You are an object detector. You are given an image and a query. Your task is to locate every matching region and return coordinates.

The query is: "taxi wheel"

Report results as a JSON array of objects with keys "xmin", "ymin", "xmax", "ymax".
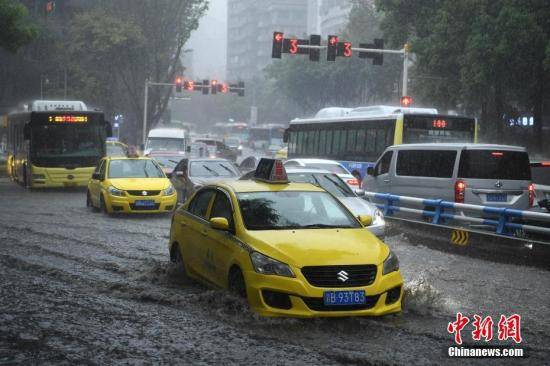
[
  {"xmin": 228, "ymin": 267, "xmax": 247, "ymax": 299},
  {"xmin": 172, "ymin": 243, "xmax": 188, "ymax": 278},
  {"xmin": 87, "ymin": 191, "xmax": 99, "ymax": 212},
  {"xmin": 100, "ymin": 194, "xmax": 110, "ymax": 214}
]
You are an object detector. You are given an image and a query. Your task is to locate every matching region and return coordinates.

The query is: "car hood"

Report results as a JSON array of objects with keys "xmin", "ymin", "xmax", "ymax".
[
  {"xmin": 338, "ymin": 197, "xmax": 375, "ymax": 216},
  {"xmin": 109, "ymin": 178, "xmax": 170, "ymax": 191},
  {"xmin": 243, "ymin": 228, "xmax": 388, "ymax": 268}
]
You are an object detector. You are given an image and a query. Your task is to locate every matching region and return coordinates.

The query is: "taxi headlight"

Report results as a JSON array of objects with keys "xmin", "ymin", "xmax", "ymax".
[
  {"xmin": 108, "ymin": 186, "xmax": 125, "ymax": 197},
  {"xmin": 250, "ymin": 252, "xmax": 294, "ymax": 278},
  {"xmin": 373, "ymin": 209, "xmax": 385, "ymax": 226},
  {"xmin": 382, "ymin": 250, "xmax": 399, "ymax": 275},
  {"xmin": 163, "ymin": 185, "xmax": 175, "ymax": 196}
]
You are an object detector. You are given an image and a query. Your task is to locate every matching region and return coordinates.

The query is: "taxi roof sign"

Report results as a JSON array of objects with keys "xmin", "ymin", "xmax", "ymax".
[{"xmin": 254, "ymin": 158, "xmax": 289, "ymax": 184}]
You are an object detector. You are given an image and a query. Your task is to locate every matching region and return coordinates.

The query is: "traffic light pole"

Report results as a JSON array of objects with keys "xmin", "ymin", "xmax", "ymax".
[
  {"xmin": 297, "ymin": 44, "xmax": 410, "ymax": 97},
  {"xmin": 142, "ymin": 79, "xmax": 178, "ymax": 145}
]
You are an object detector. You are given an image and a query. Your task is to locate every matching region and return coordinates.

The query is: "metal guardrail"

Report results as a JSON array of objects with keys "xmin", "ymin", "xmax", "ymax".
[{"xmin": 366, "ymin": 192, "xmax": 550, "ymax": 237}]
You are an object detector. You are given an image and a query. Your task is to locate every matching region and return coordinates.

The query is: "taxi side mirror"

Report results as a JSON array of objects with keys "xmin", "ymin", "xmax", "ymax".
[
  {"xmin": 210, "ymin": 217, "xmax": 229, "ymax": 231},
  {"xmin": 358, "ymin": 215, "xmax": 373, "ymax": 227},
  {"xmin": 92, "ymin": 172, "xmax": 101, "ymax": 181}
]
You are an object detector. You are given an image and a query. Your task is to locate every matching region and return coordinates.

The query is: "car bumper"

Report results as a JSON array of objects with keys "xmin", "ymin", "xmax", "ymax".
[
  {"xmin": 244, "ymin": 268, "xmax": 403, "ymax": 318},
  {"xmin": 105, "ymin": 194, "xmax": 177, "ymax": 213}
]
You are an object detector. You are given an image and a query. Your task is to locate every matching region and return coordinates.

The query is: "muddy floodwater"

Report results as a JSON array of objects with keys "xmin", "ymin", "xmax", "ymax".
[{"xmin": 1, "ymin": 178, "xmax": 549, "ymax": 365}]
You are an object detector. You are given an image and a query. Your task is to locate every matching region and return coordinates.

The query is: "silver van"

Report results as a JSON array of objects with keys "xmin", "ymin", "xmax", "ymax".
[{"xmin": 363, "ymin": 143, "xmax": 534, "ymax": 210}]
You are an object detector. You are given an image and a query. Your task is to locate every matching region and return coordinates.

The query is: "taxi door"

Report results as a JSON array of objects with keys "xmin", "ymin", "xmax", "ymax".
[
  {"xmin": 202, "ymin": 189, "xmax": 239, "ymax": 288},
  {"xmin": 89, "ymin": 159, "xmax": 106, "ymax": 206},
  {"xmin": 178, "ymin": 188, "xmax": 216, "ymax": 278}
]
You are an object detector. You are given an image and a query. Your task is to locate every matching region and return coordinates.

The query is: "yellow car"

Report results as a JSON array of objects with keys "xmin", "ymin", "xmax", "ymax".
[
  {"xmin": 87, "ymin": 157, "xmax": 177, "ymax": 214},
  {"xmin": 169, "ymin": 159, "xmax": 403, "ymax": 317}
]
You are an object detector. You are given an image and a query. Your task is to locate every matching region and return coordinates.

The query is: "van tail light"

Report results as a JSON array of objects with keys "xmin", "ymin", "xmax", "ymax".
[
  {"xmin": 455, "ymin": 180, "xmax": 466, "ymax": 203},
  {"xmin": 528, "ymin": 183, "xmax": 535, "ymax": 207},
  {"xmin": 347, "ymin": 178, "xmax": 359, "ymax": 186}
]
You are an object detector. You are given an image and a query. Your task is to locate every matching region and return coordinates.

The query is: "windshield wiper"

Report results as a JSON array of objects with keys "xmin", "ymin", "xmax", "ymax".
[
  {"xmin": 202, "ymin": 164, "xmax": 219, "ymax": 176},
  {"xmin": 169, "ymin": 160, "xmax": 180, "ymax": 164},
  {"xmin": 301, "ymin": 224, "xmax": 353, "ymax": 229},
  {"xmin": 218, "ymin": 164, "xmax": 235, "ymax": 175},
  {"xmin": 322, "ymin": 175, "xmax": 353, "ymax": 196}
]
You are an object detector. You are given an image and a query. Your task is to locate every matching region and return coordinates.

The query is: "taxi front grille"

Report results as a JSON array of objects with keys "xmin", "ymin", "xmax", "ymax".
[
  {"xmin": 302, "ymin": 294, "xmax": 380, "ymax": 312},
  {"xmin": 127, "ymin": 190, "xmax": 161, "ymax": 196},
  {"xmin": 301, "ymin": 265, "xmax": 377, "ymax": 288}
]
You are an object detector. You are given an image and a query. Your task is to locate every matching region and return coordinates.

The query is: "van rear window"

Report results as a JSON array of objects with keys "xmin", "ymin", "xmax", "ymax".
[
  {"xmin": 531, "ymin": 164, "xmax": 550, "ymax": 185},
  {"xmin": 458, "ymin": 150, "xmax": 531, "ymax": 180},
  {"xmin": 396, "ymin": 150, "xmax": 457, "ymax": 178}
]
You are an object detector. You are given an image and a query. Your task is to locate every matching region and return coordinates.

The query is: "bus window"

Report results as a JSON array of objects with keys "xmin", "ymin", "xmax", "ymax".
[
  {"xmin": 297, "ymin": 131, "xmax": 304, "ymax": 155},
  {"xmin": 326, "ymin": 130, "xmax": 333, "ymax": 156},
  {"xmin": 346, "ymin": 129, "xmax": 356, "ymax": 154},
  {"xmin": 375, "ymin": 129, "xmax": 386, "ymax": 154},
  {"xmin": 366, "ymin": 129, "xmax": 376, "ymax": 153},
  {"xmin": 339, "ymin": 130, "xmax": 347, "ymax": 155},
  {"xmin": 319, "ymin": 130, "xmax": 326, "ymax": 155},
  {"xmin": 312, "ymin": 130, "xmax": 319, "ymax": 156},
  {"xmin": 289, "ymin": 131, "xmax": 297, "ymax": 154},
  {"xmin": 332, "ymin": 130, "xmax": 340, "ymax": 155},
  {"xmin": 356, "ymin": 129, "xmax": 366, "ymax": 154}
]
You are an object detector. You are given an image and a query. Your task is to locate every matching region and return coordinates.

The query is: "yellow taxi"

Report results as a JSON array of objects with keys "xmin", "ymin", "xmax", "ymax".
[
  {"xmin": 169, "ymin": 159, "xmax": 403, "ymax": 317},
  {"xmin": 87, "ymin": 157, "xmax": 177, "ymax": 214}
]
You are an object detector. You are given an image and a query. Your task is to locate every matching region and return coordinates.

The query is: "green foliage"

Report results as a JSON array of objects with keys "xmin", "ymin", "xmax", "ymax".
[
  {"xmin": 0, "ymin": 0, "xmax": 37, "ymax": 52},
  {"xmin": 377, "ymin": 0, "xmax": 550, "ymax": 150}
]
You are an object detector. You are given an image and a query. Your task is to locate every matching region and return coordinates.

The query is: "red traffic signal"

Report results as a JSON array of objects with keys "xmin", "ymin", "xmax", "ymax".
[
  {"xmin": 218, "ymin": 83, "xmax": 229, "ymax": 93},
  {"xmin": 327, "ymin": 35, "xmax": 339, "ymax": 61},
  {"xmin": 272, "ymin": 32, "xmax": 284, "ymax": 59},
  {"xmin": 400, "ymin": 96, "xmax": 413, "ymax": 107},
  {"xmin": 184, "ymin": 80, "xmax": 194, "ymax": 91},
  {"xmin": 211, "ymin": 80, "xmax": 218, "ymax": 94},
  {"xmin": 175, "ymin": 77, "xmax": 183, "ymax": 92}
]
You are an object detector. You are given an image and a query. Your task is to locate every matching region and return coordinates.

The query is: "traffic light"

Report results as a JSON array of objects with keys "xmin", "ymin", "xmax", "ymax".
[
  {"xmin": 45, "ymin": 1, "xmax": 55, "ymax": 15},
  {"xmin": 202, "ymin": 79, "xmax": 209, "ymax": 95},
  {"xmin": 272, "ymin": 32, "xmax": 284, "ymax": 59},
  {"xmin": 175, "ymin": 77, "xmax": 183, "ymax": 92},
  {"xmin": 218, "ymin": 83, "xmax": 229, "ymax": 93},
  {"xmin": 400, "ymin": 96, "xmax": 413, "ymax": 107},
  {"xmin": 309, "ymin": 34, "xmax": 320, "ymax": 62},
  {"xmin": 359, "ymin": 39, "xmax": 384, "ymax": 65},
  {"xmin": 238, "ymin": 81, "xmax": 244, "ymax": 97},
  {"xmin": 327, "ymin": 35, "xmax": 338, "ymax": 61},
  {"xmin": 211, "ymin": 80, "xmax": 218, "ymax": 95},
  {"xmin": 373, "ymin": 38, "xmax": 384, "ymax": 65},
  {"xmin": 337, "ymin": 42, "xmax": 352, "ymax": 58},
  {"xmin": 183, "ymin": 80, "xmax": 194, "ymax": 91}
]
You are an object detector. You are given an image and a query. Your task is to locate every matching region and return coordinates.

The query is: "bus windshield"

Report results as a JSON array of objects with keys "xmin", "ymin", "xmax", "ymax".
[{"xmin": 32, "ymin": 125, "xmax": 103, "ymax": 161}]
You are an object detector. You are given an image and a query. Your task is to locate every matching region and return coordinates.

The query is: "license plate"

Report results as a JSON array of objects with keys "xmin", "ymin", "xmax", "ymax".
[
  {"xmin": 135, "ymin": 200, "xmax": 155, "ymax": 207},
  {"xmin": 487, "ymin": 193, "xmax": 507, "ymax": 202},
  {"xmin": 323, "ymin": 290, "xmax": 366, "ymax": 306}
]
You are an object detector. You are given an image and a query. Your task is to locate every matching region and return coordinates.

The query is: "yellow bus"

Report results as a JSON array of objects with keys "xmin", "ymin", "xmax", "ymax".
[
  {"xmin": 286, "ymin": 105, "xmax": 477, "ymax": 178},
  {"xmin": 7, "ymin": 101, "xmax": 111, "ymax": 188}
]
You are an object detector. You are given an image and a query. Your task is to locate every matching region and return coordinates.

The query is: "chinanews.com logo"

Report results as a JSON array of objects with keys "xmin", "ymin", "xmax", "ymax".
[{"xmin": 446, "ymin": 313, "xmax": 525, "ymax": 358}]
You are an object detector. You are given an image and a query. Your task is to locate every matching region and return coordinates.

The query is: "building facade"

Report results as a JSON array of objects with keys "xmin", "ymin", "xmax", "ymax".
[
  {"xmin": 227, "ymin": 0, "xmax": 308, "ymax": 81},
  {"xmin": 319, "ymin": 0, "xmax": 352, "ymax": 37}
]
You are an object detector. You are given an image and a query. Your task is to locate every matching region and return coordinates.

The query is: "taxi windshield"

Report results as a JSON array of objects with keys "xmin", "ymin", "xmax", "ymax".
[
  {"xmin": 108, "ymin": 159, "xmax": 164, "ymax": 179},
  {"xmin": 237, "ymin": 191, "xmax": 360, "ymax": 230}
]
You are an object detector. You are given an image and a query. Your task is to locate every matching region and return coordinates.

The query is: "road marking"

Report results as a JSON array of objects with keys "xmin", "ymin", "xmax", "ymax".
[{"xmin": 451, "ymin": 230, "xmax": 469, "ymax": 246}]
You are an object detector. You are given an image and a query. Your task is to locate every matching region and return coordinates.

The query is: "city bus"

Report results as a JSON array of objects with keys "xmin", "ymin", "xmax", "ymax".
[
  {"xmin": 286, "ymin": 105, "xmax": 477, "ymax": 178},
  {"xmin": 7, "ymin": 100, "xmax": 111, "ymax": 188},
  {"xmin": 249, "ymin": 123, "xmax": 286, "ymax": 150}
]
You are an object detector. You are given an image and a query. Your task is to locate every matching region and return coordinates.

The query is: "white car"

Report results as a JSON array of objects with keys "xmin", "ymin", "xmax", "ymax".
[
  {"xmin": 239, "ymin": 167, "xmax": 385, "ymax": 238},
  {"xmin": 284, "ymin": 158, "xmax": 360, "ymax": 190}
]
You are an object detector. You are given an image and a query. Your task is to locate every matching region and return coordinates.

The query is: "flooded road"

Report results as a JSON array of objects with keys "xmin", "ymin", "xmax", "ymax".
[{"xmin": 1, "ymin": 178, "xmax": 549, "ymax": 365}]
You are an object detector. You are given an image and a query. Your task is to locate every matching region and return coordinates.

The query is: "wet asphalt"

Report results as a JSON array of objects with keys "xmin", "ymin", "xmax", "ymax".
[{"xmin": 0, "ymin": 178, "xmax": 549, "ymax": 365}]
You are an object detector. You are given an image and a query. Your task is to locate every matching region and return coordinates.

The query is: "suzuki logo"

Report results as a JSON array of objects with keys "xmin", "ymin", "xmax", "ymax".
[
  {"xmin": 142, "ymin": 191, "xmax": 148, "ymax": 196},
  {"xmin": 337, "ymin": 270, "xmax": 349, "ymax": 282},
  {"xmin": 494, "ymin": 181, "xmax": 503, "ymax": 188}
]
